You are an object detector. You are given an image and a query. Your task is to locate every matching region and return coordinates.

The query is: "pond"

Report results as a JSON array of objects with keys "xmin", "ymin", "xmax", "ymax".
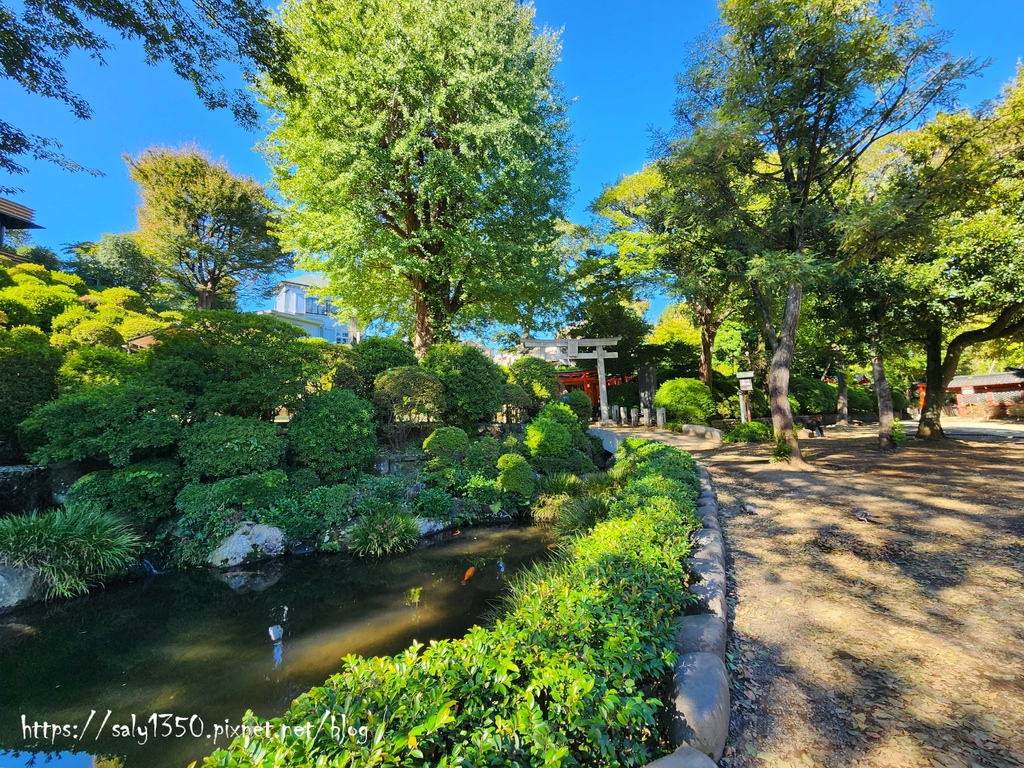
[{"xmin": 0, "ymin": 523, "xmax": 551, "ymax": 768}]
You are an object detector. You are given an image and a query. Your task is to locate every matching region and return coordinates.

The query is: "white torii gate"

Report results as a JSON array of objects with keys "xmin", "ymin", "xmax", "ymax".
[{"xmin": 522, "ymin": 337, "xmax": 620, "ymax": 424}]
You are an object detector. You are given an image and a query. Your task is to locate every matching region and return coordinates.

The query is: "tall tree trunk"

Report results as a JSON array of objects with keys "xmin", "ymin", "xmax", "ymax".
[
  {"xmin": 836, "ymin": 369, "xmax": 850, "ymax": 426},
  {"xmin": 768, "ymin": 283, "xmax": 806, "ymax": 466},
  {"xmin": 872, "ymin": 343, "xmax": 894, "ymax": 449},
  {"xmin": 695, "ymin": 303, "xmax": 718, "ymax": 388},
  {"xmin": 917, "ymin": 325, "xmax": 946, "ymax": 440},
  {"xmin": 412, "ymin": 286, "xmax": 434, "ymax": 360}
]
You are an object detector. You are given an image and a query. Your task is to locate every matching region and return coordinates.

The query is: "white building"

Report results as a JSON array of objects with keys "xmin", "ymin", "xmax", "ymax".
[{"xmin": 257, "ymin": 273, "xmax": 361, "ymax": 344}]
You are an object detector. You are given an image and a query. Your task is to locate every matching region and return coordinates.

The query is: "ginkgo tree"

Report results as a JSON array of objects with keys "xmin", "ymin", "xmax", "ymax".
[{"xmin": 261, "ymin": 0, "xmax": 573, "ymax": 357}]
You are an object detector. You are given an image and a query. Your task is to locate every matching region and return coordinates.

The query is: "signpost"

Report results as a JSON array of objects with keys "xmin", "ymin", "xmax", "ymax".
[{"xmin": 736, "ymin": 371, "xmax": 755, "ymax": 424}]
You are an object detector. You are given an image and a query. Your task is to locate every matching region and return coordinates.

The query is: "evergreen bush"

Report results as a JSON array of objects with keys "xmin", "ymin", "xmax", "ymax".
[
  {"xmin": 65, "ymin": 458, "xmax": 184, "ymax": 525},
  {"xmin": 179, "ymin": 416, "xmax": 285, "ymax": 482},
  {"xmin": 422, "ymin": 426, "xmax": 470, "ymax": 466},
  {"xmin": 496, "ymin": 453, "xmax": 534, "ymax": 499},
  {"xmin": 508, "ymin": 356, "xmax": 560, "ymax": 413},
  {"xmin": 423, "ymin": 343, "xmax": 505, "ymax": 429},
  {"xmin": 287, "ymin": 389, "xmax": 376, "ymax": 484},
  {"xmin": 653, "ymin": 378, "xmax": 717, "ymax": 425}
]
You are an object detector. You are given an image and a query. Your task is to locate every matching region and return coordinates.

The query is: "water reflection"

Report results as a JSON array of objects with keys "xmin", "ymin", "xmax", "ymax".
[{"xmin": 0, "ymin": 523, "xmax": 550, "ymax": 768}]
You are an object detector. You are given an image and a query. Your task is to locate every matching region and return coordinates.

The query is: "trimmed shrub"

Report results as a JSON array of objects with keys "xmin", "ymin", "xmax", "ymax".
[
  {"xmin": 423, "ymin": 343, "xmax": 505, "ymax": 429},
  {"xmin": 51, "ymin": 304, "xmax": 92, "ymax": 334},
  {"xmin": 0, "ymin": 283, "xmax": 79, "ymax": 330},
  {"xmin": 722, "ymin": 422, "xmax": 773, "ymax": 443},
  {"xmin": 422, "ymin": 426, "xmax": 470, "ymax": 466},
  {"xmin": 354, "ymin": 474, "xmax": 409, "ymax": 508},
  {"xmin": 18, "ymin": 384, "xmax": 187, "ymax": 467},
  {"xmin": 349, "ymin": 503, "xmax": 420, "ymax": 557},
  {"xmin": 56, "ymin": 346, "xmax": 142, "ymax": 394},
  {"xmin": 496, "ymin": 453, "xmax": 534, "ymax": 500},
  {"xmin": 413, "ymin": 487, "xmax": 455, "ymax": 521},
  {"xmin": 97, "ymin": 287, "xmax": 148, "ymax": 313},
  {"xmin": 49, "ymin": 270, "xmax": 89, "ymax": 295},
  {"xmin": 464, "ymin": 435, "xmax": 502, "ymax": 479},
  {"xmin": 654, "ymin": 377, "xmax": 716, "ymax": 425},
  {"xmin": 501, "ymin": 382, "xmax": 532, "ymax": 424},
  {"xmin": 68, "ymin": 320, "xmax": 125, "ymax": 348},
  {"xmin": 564, "ymin": 388, "xmax": 593, "ymax": 426},
  {"xmin": 0, "ymin": 505, "xmax": 141, "ymax": 599},
  {"xmin": 0, "ymin": 294, "xmax": 33, "ymax": 327},
  {"xmin": 846, "ymin": 385, "xmax": 876, "ymax": 413},
  {"xmin": 353, "ymin": 336, "xmax": 417, "ymax": 383},
  {"xmin": 0, "ymin": 326, "xmax": 62, "ymax": 451},
  {"xmin": 202, "ymin": 438, "xmax": 701, "ymax": 768},
  {"xmin": 508, "ymin": 356, "xmax": 560, "ymax": 413},
  {"xmin": 465, "ymin": 475, "xmax": 504, "ymax": 509},
  {"xmin": 286, "ymin": 467, "xmax": 323, "ymax": 496},
  {"xmin": 287, "ymin": 389, "xmax": 376, "ymax": 484},
  {"xmin": 789, "ymin": 375, "xmax": 838, "ymax": 415},
  {"xmin": 373, "ymin": 366, "xmax": 445, "ymax": 447},
  {"xmin": 179, "ymin": 417, "xmax": 285, "ymax": 482},
  {"xmin": 524, "ymin": 417, "xmax": 571, "ymax": 459},
  {"xmin": 65, "ymin": 459, "xmax": 184, "ymax": 526},
  {"xmin": 302, "ymin": 484, "xmax": 357, "ymax": 524},
  {"xmin": 891, "ymin": 389, "xmax": 910, "ymax": 413}
]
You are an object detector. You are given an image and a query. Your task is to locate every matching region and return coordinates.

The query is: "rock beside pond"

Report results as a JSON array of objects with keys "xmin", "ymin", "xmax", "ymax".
[
  {"xmin": 0, "ymin": 465, "xmax": 52, "ymax": 517},
  {"xmin": 416, "ymin": 518, "xmax": 445, "ymax": 537},
  {"xmin": 209, "ymin": 522, "xmax": 286, "ymax": 568},
  {"xmin": 0, "ymin": 565, "xmax": 44, "ymax": 612}
]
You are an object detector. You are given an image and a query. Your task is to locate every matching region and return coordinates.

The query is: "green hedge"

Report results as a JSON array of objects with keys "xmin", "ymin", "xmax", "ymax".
[
  {"xmin": 288, "ymin": 389, "xmax": 376, "ymax": 484},
  {"xmin": 653, "ymin": 378, "xmax": 716, "ymax": 425},
  {"xmin": 201, "ymin": 438, "xmax": 701, "ymax": 768},
  {"xmin": 179, "ymin": 416, "xmax": 285, "ymax": 482},
  {"xmin": 789, "ymin": 375, "xmax": 838, "ymax": 415}
]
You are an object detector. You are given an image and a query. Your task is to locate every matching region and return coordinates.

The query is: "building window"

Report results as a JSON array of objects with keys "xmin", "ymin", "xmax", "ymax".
[{"xmin": 305, "ymin": 296, "xmax": 333, "ymax": 316}]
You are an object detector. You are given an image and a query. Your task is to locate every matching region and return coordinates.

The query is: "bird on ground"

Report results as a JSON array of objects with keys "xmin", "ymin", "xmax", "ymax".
[
  {"xmin": 740, "ymin": 502, "xmax": 758, "ymax": 515},
  {"xmin": 853, "ymin": 509, "xmax": 879, "ymax": 523}
]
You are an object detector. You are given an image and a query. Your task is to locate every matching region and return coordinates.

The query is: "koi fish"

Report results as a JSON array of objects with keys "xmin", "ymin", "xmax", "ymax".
[{"xmin": 461, "ymin": 566, "xmax": 477, "ymax": 585}]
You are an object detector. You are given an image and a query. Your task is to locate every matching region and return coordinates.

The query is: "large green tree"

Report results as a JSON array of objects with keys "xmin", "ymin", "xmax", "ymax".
[
  {"xmin": 262, "ymin": 0, "xmax": 572, "ymax": 358},
  {"xmin": 673, "ymin": 0, "xmax": 977, "ymax": 463},
  {"xmin": 0, "ymin": 0, "xmax": 294, "ymax": 191},
  {"xmin": 126, "ymin": 146, "xmax": 290, "ymax": 310}
]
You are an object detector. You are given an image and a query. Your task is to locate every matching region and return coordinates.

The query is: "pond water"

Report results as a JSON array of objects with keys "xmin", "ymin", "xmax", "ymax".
[{"xmin": 0, "ymin": 523, "xmax": 551, "ymax": 768}]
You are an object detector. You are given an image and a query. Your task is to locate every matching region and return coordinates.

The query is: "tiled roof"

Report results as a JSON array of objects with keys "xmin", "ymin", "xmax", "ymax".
[{"xmin": 948, "ymin": 370, "xmax": 1024, "ymax": 389}]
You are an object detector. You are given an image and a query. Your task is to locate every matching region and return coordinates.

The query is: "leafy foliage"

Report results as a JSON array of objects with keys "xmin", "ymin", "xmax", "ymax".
[
  {"xmin": 178, "ymin": 417, "xmax": 285, "ymax": 482},
  {"xmin": 353, "ymin": 337, "xmax": 418, "ymax": 386},
  {"xmin": 563, "ymin": 389, "xmax": 593, "ymax": 427},
  {"xmin": 508, "ymin": 357, "xmax": 560, "ymax": 415},
  {"xmin": 373, "ymin": 366, "xmax": 445, "ymax": 448},
  {"xmin": 18, "ymin": 384, "xmax": 187, "ymax": 467},
  {"xmin": 65, "ymin": 459, "xmax": 185, "ymax": 526},
  {"xmin": 262, "ymin": 0, "xmax": 571, "ymax": 353},
  {"xmin": 0, "ymin": 326, "xmax": 62, "ymax": 454},
  {"xmin": 412, "ymin": 487, "xmax": 455, "ymax": 522},
  {"xmin": 789, "ymin": 375, "xmax": 839, "ymax": 415},
  {"xmin": 0, "ymin": 506, "xmax": 141, "ymax": 599},
  {"xmin": 496, "ymin": 453, "xmax": 534, "ymax": 500},
  {"xmin": 287, "ymin": 389, "xmax": 376, "ymax": 484},
  {"xmin": 653, "ymin": 378, "xmax": 716, "ymax": 425},
  {"xmin": 127, "ymin": 147, "xmax": 291, "ymax": 309},
  {"xmin": 422, "ymin": 427, "xmax": 471, "ymax": 467},
  {"xmin": 722, "ymin": 422, "xmax": 773, "ymax": 443},
  {"xmin": 423, "ymin": 344, "xmax": 506, "ymax": 429}
]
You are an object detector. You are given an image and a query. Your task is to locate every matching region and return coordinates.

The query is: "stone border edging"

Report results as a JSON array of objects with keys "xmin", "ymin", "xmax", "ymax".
[{"xmin": 643, "ymin": 464, "xmax": 730, "ymax": 768}]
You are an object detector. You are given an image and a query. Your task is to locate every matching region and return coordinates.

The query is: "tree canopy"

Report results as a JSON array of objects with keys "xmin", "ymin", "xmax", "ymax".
[{"xmin": 261, "ymin": 0, "xmax": 573, "ymax": 357}]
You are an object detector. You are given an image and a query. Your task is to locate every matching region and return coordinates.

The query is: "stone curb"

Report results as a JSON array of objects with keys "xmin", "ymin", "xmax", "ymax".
[{"xmin": 644, "ymin": 462, "xmax": 730, "ymax": 766}]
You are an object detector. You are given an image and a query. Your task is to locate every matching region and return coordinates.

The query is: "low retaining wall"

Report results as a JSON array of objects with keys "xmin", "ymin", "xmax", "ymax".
[{"xmin": 644, "ymin": 464, "xmax": 730, "ymax": 768}]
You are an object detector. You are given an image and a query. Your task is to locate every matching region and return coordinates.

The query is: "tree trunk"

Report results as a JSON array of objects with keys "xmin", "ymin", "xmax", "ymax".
[
  {"xmin": 412, "ymin": 287, "xmax": 434, "ymax": 360},
  {"xmin": 917, "ymin": 325, "xmax": 946, "ymax": 440},
  {"xmin": 836, "ymin": 369, "xmax": 850, "ymax": 426},
  {"xmin": 872, "ymin": 344, "xmax": 895, "ymax": 449},
  {"xmin": 696, "ymin": 303, "xmax": 718, "ymax": 388},
  {"xmin": 197, "ymin": 285, "xmax": 215, "ymax": 310},
  {"xmin": 768, "ymin": 282, "xmax": 806, "ymax": 467}
]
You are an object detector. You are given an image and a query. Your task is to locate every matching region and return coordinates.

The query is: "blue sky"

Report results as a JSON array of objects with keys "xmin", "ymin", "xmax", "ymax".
[{"xmin": 3, "ymin": 0, "xmax": 1022, "ymax": 317}]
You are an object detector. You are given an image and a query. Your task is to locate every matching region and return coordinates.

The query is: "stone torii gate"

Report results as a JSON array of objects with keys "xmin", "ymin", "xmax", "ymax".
[{"xmin": 522, "ymin": 337, "xmax": 620, "ymax": 423}]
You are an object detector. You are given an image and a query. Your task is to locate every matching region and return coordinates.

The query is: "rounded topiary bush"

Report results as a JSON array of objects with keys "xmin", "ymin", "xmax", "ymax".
[
  {"xmin": 423, "ymin": 343, "xmax": 505, "ymax": 429},
  {"xmin": 287, "ymin": 389, "xmax": 376, "ymax": 484},
  {"xmin": 423, "ymin": 426, "xmax": 470, "ymax": 465},
  {"xmin": 179, "ymin": 416, "xmax": 285, "ymax": 482},
  {"xmin": 353, "ymin": 337, "xmax": 417, "ymax": 383},
  {"xmin": 654, "ymin": 378, "xmax": 717, "ymax": 425},
  {"xmin": 69, "ymin": 320, "xmax": 125, "ymax": 348},
  {"xmin": 496, "ymin": 453, "xmax": 534, "ymax": 499},
  {"xmin": 722, "ymin": 421, "xmax": 773, "ymax": 443},
  {"xmin": 65, "ymin": 458, "xmax": 185, "ymax": 525},
  {"xmin": 524, "ymin": 417, "xmax": 572, "ymax": 459},
  {"xmin": 413, "ymin": 487, "xmax": 455, "ymax": 521}
]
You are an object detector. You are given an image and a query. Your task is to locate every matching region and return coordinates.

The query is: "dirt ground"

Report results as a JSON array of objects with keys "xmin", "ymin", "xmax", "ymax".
[{"xmin": 676, "ymin": 424, "xmax": 1024, "ymax": 768}]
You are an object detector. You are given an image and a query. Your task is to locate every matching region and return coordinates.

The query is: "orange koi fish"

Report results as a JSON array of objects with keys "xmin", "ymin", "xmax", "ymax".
[{"xmin": 461, "ymin": 566, "xmax": 477, "ymax": 585}]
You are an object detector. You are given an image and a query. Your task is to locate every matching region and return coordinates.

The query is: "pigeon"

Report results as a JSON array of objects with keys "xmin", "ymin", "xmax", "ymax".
[
  {"xmin": 853, "ymin": 509, "xmax": 879, "ymax": 523},
  {"xmin": 740, "ymin": 502, "xmax": 758, "ymax": 515}
]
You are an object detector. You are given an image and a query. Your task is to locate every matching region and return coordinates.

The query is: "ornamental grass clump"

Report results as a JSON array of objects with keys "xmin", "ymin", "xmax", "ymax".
[
  {"xmin": 349, "ymin": 502, "xmax": 420, "ymax": 557},
  {"xmin": 201, "ymin": 438, "xmax": 702, "ymax": 767},
  {"xmin": 0, "ymin": 505, "xmax": 141, "ymax": 598}
]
